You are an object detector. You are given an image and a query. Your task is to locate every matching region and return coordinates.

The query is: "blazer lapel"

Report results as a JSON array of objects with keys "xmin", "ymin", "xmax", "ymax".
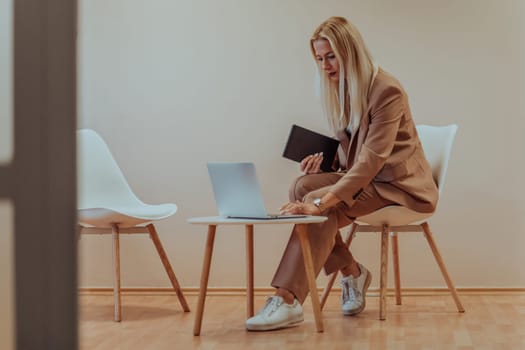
[
  {"xmin": 345, "ymin": 110, "xmax": 370, "ymax": 168},
  {"xmin": 343, "ymin": 65, "xmax": 380, "ymax": 169},
  {"xmin": 335, "ymin": 128, "xmax": 350, "ymax": 169}
]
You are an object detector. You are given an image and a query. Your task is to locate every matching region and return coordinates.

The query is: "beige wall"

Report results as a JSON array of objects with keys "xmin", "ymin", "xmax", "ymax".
[{"xmin": 78, "ymin": 0, "xmax": 525, "ymax": 290}]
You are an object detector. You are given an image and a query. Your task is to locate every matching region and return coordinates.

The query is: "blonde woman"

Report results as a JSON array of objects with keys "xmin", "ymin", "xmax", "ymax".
[{"xmin": 246, "ymin": 16, "xmax": 438, "ymax": 331}]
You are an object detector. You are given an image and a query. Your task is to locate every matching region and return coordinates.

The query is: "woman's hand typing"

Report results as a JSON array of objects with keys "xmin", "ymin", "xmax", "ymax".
[{"xmin": 279, "ymin": 200, "xmax": 321, "ymax": 216}]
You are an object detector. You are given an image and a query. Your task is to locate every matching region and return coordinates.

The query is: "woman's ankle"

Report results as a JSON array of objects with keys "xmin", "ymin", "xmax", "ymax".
[
  {"xmin": 275, "ymin": 288, "xmax": 295, "ymax": 304},
  {"xmin": 341, "ymin": 262, "xmax": 361, "ymax": 278}
]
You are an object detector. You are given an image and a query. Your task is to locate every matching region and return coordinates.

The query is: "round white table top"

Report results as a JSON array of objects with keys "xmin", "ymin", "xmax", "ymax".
[{"xmin": 187, "ymin": 215, "xmax": 327, "ymax": 225}]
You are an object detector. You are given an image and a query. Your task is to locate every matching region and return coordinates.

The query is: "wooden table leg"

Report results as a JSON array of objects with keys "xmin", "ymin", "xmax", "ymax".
[
  {"xmin": 245, "ymin": 225, "xmax": 254, "ymax": 318},
  {"xmin": 193, "ymin": 225, "xmax": 217, "ymax": 336},
  {"xmin": 296, "ymin": 224, "xmax": 323, "ymax": 332}
]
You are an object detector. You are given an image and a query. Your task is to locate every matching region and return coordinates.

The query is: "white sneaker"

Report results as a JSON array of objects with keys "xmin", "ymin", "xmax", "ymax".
[
  {"xmin": 245, "ymin": 296, "xmax": 304, "ymax": 331},
  {"xmin": 341, "ymin": 263, "xmax": 372, "ymax": 316}
]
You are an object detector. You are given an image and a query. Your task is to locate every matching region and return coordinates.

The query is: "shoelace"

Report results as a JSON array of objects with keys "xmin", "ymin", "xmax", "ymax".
[
  {"xmin": 342, "ymin": 279, "xmax": 361, "ymax": 304},
  {"xmin": 261, "ymin": 296, "xmax": 283, "ymax": 317}
]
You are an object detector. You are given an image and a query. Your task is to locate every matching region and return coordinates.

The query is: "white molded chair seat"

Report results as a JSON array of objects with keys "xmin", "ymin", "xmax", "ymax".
[
  {"xmin": 320, "ymin": 124, "xmax": 465, "ymax": 320},
  {"xmin": 79, "ymin": 203, "xmax": 177, "ymax": 228},
  {"xmin": 356, "ymin": 205, "xmax": 431, "ymax": 227},
  {"xmin": 77, "ymin": 129, "xmax": 190, "ymax": 321}
]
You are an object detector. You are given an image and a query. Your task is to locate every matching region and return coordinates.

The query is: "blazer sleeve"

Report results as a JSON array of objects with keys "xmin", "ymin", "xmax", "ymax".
[
  {"xmin": 329, "ymin": 86, "xmax": 405, "ymax": 206},
  {"xmin": 331, "ymin": 151, "xmax": 341, "ymax": 171}
]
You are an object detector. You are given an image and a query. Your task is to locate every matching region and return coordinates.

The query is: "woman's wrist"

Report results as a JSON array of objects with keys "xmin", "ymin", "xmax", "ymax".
[
  {"xmin": 313, "ymin": 198, "xmax": 326, "ymax": 213},
  {"xmin": 313, "ymin": 192, "xmax": 341, "ymax": 214}
]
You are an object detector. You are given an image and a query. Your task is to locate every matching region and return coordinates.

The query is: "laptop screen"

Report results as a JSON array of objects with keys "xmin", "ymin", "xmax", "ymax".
[{"xmin": 207, "ymin": 162, "xmax": 269, "ymax": 218}]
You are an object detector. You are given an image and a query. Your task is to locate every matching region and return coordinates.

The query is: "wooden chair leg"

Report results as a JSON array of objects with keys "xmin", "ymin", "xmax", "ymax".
[
  {"xmin": 320, "ymin": 272, "xmax": 338, "ymax": 311},
  {"xmin": 193, "ymin": 225, "xmax": 217, "ymax": 336},
  {"xmin": 111, "ymin": 224, "xmax": 122, "ymax": 322},
  {"xmin": 320, "ymin": 224, "xmax": 358, "ymax": 310},
  {"xmin": 77, "ymin": 225, "xmax": 83, "ymax": 241},
  {"xmin": 296, "ymin": 224, "xmax": 323, "ymax": 332},
  {"xmin": 147, "ymin": 224, "xmax": 190, "ymax": 312},
  {"xmin": 379, "ymin": 225, "xmax": 389, "ymax": 320},
  {"xmin": 391, "ymin": 232, "xmax": 402, "ymax": 305},
  {"xmin": 421, "ymin": 222, "xmax": 465, "ymax": 313},
  {"xmin": 245, "ymin": 225, "xmax": 254, "ymax": 318}
]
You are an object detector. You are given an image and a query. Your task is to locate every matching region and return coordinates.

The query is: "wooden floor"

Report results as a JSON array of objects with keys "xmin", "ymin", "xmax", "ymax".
[{"xmin": 79, "ymin": 292, "xmax": 525, "ymax": 349}]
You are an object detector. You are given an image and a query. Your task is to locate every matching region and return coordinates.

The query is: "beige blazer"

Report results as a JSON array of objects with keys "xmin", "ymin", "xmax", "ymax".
[{"xmin": 330, "ymin": 68, "xmax": 438, "ymax": 213}]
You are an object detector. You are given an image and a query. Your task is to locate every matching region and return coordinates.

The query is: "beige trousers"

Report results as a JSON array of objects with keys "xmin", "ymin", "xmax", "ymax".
[{"xmin": 271, "ymin": 173, "xmax": 396, "ymax": 303}]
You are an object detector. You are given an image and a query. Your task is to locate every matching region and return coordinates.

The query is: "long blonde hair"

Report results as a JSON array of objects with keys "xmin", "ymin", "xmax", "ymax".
[{"xmin": 310, "ymin": 17, "xmax": 375, "ymax": 132}]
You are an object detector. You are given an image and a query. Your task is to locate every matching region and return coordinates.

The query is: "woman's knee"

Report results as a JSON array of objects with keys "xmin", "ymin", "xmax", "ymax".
[{"xmin": 288, "ymin": 174, "xmax": 319, "ymax": 201}]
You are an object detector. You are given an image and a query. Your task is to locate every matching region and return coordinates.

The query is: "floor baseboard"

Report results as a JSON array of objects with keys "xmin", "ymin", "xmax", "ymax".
[{"xmin": 78, "ymin": 286, "xmax": 525, "ymax": 297}]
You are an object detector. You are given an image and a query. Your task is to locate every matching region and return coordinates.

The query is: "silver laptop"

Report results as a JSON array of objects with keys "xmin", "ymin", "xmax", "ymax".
[{"xmin": 207, "ymin": 162, "xmax": 307, "ymax": 220}]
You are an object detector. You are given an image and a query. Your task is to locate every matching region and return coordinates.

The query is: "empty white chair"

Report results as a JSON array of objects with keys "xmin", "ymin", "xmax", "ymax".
[
  {"xmin": 77, "ymin": 129, "xmax": 190, "ymax": 321},
  {"xmin": 320, "ymin": 124, "xmax": 465, "ymax": 320}
]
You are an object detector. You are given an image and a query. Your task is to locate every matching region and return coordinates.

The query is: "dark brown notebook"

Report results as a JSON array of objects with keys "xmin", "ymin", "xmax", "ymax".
[{"xmin": 282, "ymin": 124, "xmax": 340, "ymax": 172}]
